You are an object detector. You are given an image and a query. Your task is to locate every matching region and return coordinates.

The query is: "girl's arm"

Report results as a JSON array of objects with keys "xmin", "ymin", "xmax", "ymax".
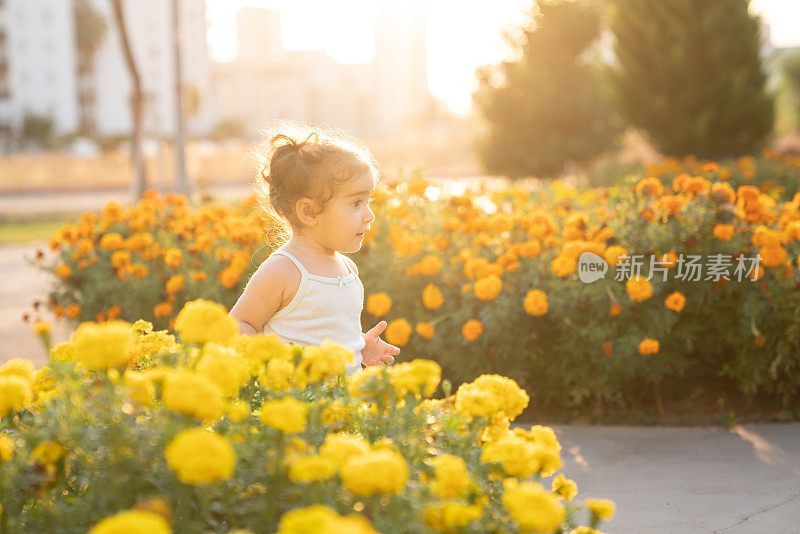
[{"xmin": 229, "ymin": 256, "xmax": 297, "ymax": 335}]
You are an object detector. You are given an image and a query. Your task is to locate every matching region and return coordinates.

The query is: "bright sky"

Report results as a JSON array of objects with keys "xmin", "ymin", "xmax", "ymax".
[{"xmin": 206, "ymin": 0, "xmax": 800, "ymax": 115}]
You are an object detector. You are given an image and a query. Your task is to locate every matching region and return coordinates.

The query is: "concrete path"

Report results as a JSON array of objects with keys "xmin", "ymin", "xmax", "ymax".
[
  {"xmin": 552, "ymin": 422, "xmax": 800, "ymax": 533},
  {"xmin": 2, "ymin": 244, "xmax": 800, "ymax": 534}
]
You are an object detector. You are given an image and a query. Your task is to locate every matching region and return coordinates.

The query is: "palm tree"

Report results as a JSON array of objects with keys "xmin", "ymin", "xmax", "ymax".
[{"xmin": 110, "ymin": 0, "xmax": 147, "ymax": 199}]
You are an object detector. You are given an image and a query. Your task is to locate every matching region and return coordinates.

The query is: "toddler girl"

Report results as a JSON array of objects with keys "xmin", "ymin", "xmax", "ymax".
[{"xmin": 229, "ymin": 126, "xmax": 399, "ymax": 375}]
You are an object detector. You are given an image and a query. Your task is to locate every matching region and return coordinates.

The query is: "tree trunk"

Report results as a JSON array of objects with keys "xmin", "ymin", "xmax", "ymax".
[{"xmin": 110, "ymin": 0, "xmax": 147, "ymax": 199}]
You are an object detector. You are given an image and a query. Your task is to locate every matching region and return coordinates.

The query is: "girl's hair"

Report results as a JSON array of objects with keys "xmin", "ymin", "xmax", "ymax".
[{"xmin": 253, "ymin": 122, "xmax": 379, "ymax": 247}]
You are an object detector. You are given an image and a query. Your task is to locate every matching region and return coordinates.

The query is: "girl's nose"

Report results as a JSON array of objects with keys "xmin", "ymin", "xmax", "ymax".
[{"xmin": 365, "ymin": 205, "xmax": 375, "ymax": 223}]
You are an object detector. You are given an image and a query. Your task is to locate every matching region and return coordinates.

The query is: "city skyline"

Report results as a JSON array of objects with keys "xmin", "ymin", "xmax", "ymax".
[{"xmin": 206, "ymin": 0, "xmax": 800, "ymax": 115}]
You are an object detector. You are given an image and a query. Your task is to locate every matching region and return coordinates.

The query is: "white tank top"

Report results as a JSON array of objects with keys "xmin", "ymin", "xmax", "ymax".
[{"xmin": 263, "ymin": 248, "xmax": 365, "ymax": 376}]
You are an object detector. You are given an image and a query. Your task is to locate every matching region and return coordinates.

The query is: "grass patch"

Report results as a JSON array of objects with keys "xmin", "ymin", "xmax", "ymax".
[{"xmin": 0, "ymin": 215, "xmax": 75, "ymax": 244}]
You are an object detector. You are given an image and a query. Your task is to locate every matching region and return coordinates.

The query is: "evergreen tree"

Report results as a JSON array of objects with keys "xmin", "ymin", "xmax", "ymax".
[
  {"xmin": 607, "ymin": 0, "xmax": 774, "ymax": 158},
  {"xmin": 474, "ymin": 0, "xmax": 620, "ymax": 179}
]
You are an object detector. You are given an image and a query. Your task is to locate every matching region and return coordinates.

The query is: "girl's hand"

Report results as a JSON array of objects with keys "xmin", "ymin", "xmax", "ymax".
[{"xmin": 361, "ymin": 321, "xmax": 400, "ymax": 366}]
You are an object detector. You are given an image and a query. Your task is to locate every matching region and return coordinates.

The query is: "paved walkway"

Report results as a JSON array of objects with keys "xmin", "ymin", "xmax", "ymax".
[{"xmin": 2, "ymin": 243, "xmax": 799, "ymax": 533}]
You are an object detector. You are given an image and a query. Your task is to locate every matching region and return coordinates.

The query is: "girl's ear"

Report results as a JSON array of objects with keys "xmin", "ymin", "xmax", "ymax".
[{"xmin": 294, "ymin": 198, "xmax": 318, "ymax": 228}]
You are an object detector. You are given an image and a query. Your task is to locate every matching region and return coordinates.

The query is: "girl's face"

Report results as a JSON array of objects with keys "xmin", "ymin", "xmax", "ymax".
[{"xmin": 313, "ymin": 170, "xmax": 376, "ymax": 253}]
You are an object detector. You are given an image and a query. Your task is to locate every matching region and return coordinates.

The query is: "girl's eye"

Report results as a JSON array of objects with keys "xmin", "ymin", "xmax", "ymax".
[{"xmin": 353, "ymin": 200, "xmax": 362, "ymax": 207}]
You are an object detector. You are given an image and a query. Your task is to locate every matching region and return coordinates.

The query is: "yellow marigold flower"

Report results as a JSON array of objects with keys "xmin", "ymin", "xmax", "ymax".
[
  {"xmin": 0, "ymin": 433, "xmax": 14, "ymax": 462},
  {"xmin": 162, "ymin": 371, "xmax": 225, "ymax": 422},
  {"xmin": 226, "ymin": 400, "xmax": 250, "ymax": 422},
  {"xmin": 366, "ymin": 292, "xmax": 392, "ymax": 317},
  {"xmin": 585, "ymin": 498, "xmax": 616, "ymax": 520},
  {"xmin": 463, "ymin": 257, "xmax": 491, "ymax": 279},
  {"xmin": 474, "ymin": 274, "xmax": 502, "ymax": 301},
  {"xmin": 385, "ymin": 318, "xmax": 413, "ymax": 347},
  {"xmin": 174, "ymin": 299, "xmax": 237, "ymax": 345},
  {"xmin": 294, "ymin": 340, "xmax": 352, "ymax": 388},
  {"xmin": 424, "ymin": 502, "xmax": 483, "ymax": 531},
  {"xmin": 30, "ymin": 441, "xmax": 65, "ymax": 465},
  {"xmin": 277, "ymin": 505, "xmax": 378, "ymax": 534},
  {"xmin": 260, "ymin": 397, "xmax": 308, "ymax": 433},
  {"xmin": 49, "ymin": 341, "xmax": 74, "ymax": 363},
  {"xmin": 259, "ymin": 357, "xmax": 295, "ymax": 392},
  {"xmin": 0, "ymin": 358, "xmax": 36, "ymax": 382},
  {"xmin": 664, "ymin": 291, "xmax": 686, "ymax": 312},
  {"xmin": 319, "ymin": 433, "xmax": 371, "ymax": 468},
  {"xmin": 603, "ymin": 245, "xmax": 628, "ymax": 266},
  {"xmin": 713, "ymin": 224, "xmax": 735, "ymax": 241},
  {"xmin": 625, "ymin": 276, "xmax": 653, "ymax": 302},
  {"xmin": 455, "ymin": 374, "xmax": 529, "ymax": 421},
  {"xmin": 123, "ymin": 370, "xmax": 156, "ymax": 405},
  {"xmin": 422, "ymin": 283, "xmax": 444, "ymax": 310},
  {"xmin": 415, "ymin": 321, "xmax": 435, "ymax": 339},
  {"xmin": 389, "ymin": 359, "xmax": 441, "ymax": 397},
  {"xmin": 111, "ymin": 250, "xmax": 131, "ymax": 268},
  {"xmin": 552, "ymin": 473, "xmax": 578, "ymax": 501},
  {"xmin": 638, "ymin": 338, "xmax": 660, "ymax": 355},
  {"xmin": 236, "ymin": 333, "xmax": 294, "ymax": 368},
  {"xmin": 89, "ymin": 510, "xmax": 171, "ymax": 534},
  {"xmin": 165, "ymin": 428, "xmax": 235, "ymax": 485},
  {"xmin": 551, "ymin": 254, "xmax": 577, "ymax": 277},
  {"xmin": 341, "ymin": 449, "xmax": 408, "ymax": 496},
  {"xmin": 320, "ymin": 400, "xmax": 351, "ymax": 427},
  {"xmin": 482, "ymin": 432, "xmax": 544, "ymax": 478},
  {"xmin": 503, "ymin": 479, "xmax": 565, "ymax": 533},
  {"xmin": 461, "ymin": 319, "xmax": 483, "ymax": 342},
  {"xmin": 32, "ymin": 320, "xmax": 52, "ymax": 336},
  {"xmin": 196, "ymin": 343, "xmax": 251, "ymax": 397},
  {"xmin": 428, "ymin": 453, "xmax": 469, "ymax": 500},
  {"xmin": 288, "ymin": 454, "xmax": 337, "ymax": 483},
  {"xmin": 72, "ymin": 320, "xmax": 136, "ymax": 369},
  {"xmin": 347, "ymin": 365, "xmax": 383, "ymax": 399},
  {"xmin": 524, "ymin": 289, "xmax": 548, "ymax": 316},
  {"xmin": 738, "ymin": 185, "xmax": 760, "ymax": 203}
]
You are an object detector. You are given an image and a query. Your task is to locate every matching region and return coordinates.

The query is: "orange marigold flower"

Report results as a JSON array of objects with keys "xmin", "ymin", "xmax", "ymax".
[
  {"xmin": 713, "ymin": 224, "xmax": 735, "ymax": 241},
  {"xmin": 164, "ymin": 248, "xmax": 183, "ymax": 268},
  {"xmin": 523, "ymin": 290, "xmax": 548, "ymax": 316},
  {"xmin": 154, "ymin": 302, "xmax": 174, "ymax": 318},
  {"xmin": 191, "ymin": 271, "xmax": 207, "ymax": 281},
  {"xmin": 604, "ymin": 245, "xmax": 628, "ymax": 266},
  {"xmin": 366, "ymin": 292, "xmax": 392, "ymax": 317},
  {"xmin": 56, "ymin": 264, "xmax": 72, "ymax": 279},
  {"xmin": 462, "ymin": 320, "xmax": 482, "ymax": 342},
  {"xmin": 66, "ymin": 303, "xmax": 81, "ymax": 319},
  {"xmin": 422, "ymin": 284, "xmax": 444, "ymax": 310},
  {"xmin": 625, "ymin": 276, "xmax": 653, "ymax": 303},
  {"xmin": 638, "ymin": 338, "xmax": 659, "ymax": 355},
  {"xmin": 759, "ymin": 246, "xmax": 787, "ymax": 268},
  {"xmin": 754, "ymin": 335, "xmax": 766, "ymax": 347},
  {"xmin": 602, "ymin": 341, "xmax": 614, "ymax": 358},
  {"xmin": 634, "ymin": 177, "xmax": 664, "ymax": 196},
  {"xmin": 664, "ymin": 291, "xmax": 685, "ymax": 312},
  {"xmin": 609, "ymin": 302, "xmax": 622, "ymax": 316},
  {"xmin": 711, "ymin": 182, "xmax": 736, "ymax": 203},
  {"xmin": 107, "ymin": 305, "xmax": 122, "ymax": 320},
  {"xmin": 385, "ymin": 319, "xmax": 412, "ymax": 347},
  {"xmin": 166, "ymin": 274, "xmax": 185, "ymax": 294},
  {"xmin": 474, "ymin": 275, "xmax": 502, "ymax": 301},
  {"xmin": 737, "ymin": 185, "xmax": 760, "ymax": 203},
  {"xmin": 415, "ymin": 322, "xmax": 434, "ymax": 339},
  {"xmin": 100, "ymin": 233, "xmax": 125, "ymax": 251},
  {"xmin": 551, "ymin": 255, "xmax": 577, "ymax": 278}
]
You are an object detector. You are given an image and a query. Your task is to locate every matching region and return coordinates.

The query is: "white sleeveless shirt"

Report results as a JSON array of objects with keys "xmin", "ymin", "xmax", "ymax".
[{"xmin": 263, "ymin": 248, "xmax": 365, "ymax": 376}]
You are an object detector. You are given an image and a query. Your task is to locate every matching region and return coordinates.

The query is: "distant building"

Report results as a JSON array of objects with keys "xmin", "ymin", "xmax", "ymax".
[
  {"xmin": 0, "ymin": 0, "xmax": 79, "ymax": 141},
  {"xmin": 0, "ymin": 0, "xmax": 214, "ymax": 148},
  {"xmin": 212, "ymin": 1, "xmax": 431, "ymax": 141},
  {"xmin": 86, "ymin": 0, "xmax": 213, "ymax": 138}
]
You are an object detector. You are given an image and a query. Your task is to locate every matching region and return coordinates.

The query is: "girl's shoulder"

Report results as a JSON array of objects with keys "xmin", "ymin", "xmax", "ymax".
[
  {"xmin": 253, "ymin": 252, "xmax": 302, "ymax": 286},
  {"xmin": 339, "ymin": 253, "xmax": 359, "ymax": 276}
]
